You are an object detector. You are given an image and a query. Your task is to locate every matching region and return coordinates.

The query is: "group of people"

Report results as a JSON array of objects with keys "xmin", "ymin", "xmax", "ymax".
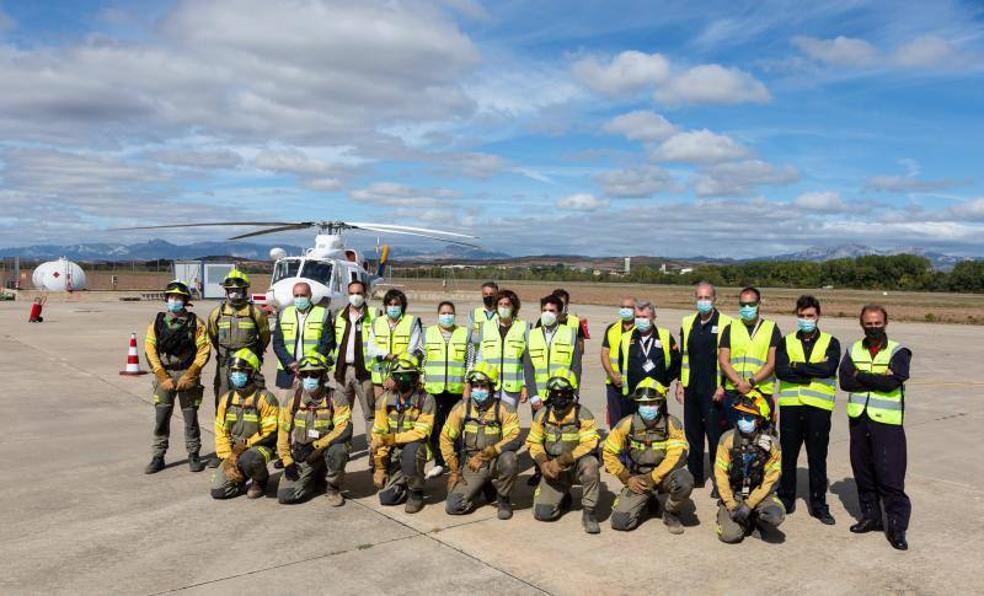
[{"xmin": 143, "ymin": 273, "xmax": 912, "ymax": 549}]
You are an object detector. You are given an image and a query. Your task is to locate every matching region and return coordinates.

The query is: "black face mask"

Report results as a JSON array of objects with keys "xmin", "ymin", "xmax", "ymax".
[
  {"xmin": 864, "ymin": 327, "xmax": 886, "ymax": 341},
  {"xmin": 483, "ymin": 295, "xmax": 496, "ymax": 309},
  {"xmin": 549, "ymin": 391, "xmax": 575, "ymax": 412},
  {"xmin": 394, "ymin": 375, "xmax": 417, "ymax": 392}
]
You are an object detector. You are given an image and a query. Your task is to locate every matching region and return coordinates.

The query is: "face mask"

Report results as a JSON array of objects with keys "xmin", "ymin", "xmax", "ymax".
[
  {"xmin": 550, "ymin": 395, "xmax": 574, "ymax": 412},
  {"xmin": 797, "ymin": 318, "xmax": 817, "ymax": 333},
  {"xmin": 483, "ymin": 295, "xmax": 496, "ymax": 309},
  {"xmin": 618, "ymin": 307, "xmax": 634, "ymax": 321},
  {"xmin": 471, "ymin": 388, "xmax": 490, "ymax": 404},
  {"xmin": 227, "ymin": 291, "xmax": 246, "ymax": 304},
  {"xmin": 739, "ymin": 304, "xmax": 759, "ymax": 321},
  {"xmin": 301, "ymin": 377, "xmax": 321, "ymax": 392},
  {"xmin": 864, "ymin": 326, "xmax": 886, "ymax": 341},
  {"xmin": 540, "ymin": 311, "xmax": 558, "ymax": 327},
  {"xmin": 696, "ymin": 299, "xmax": 713, "ymax": 315},
  {"xmin": 348, "ymin": 294, "xmax": 365, "ymax": 308},
  {"xmin": 439, "ymin": 313, "xmax": 455, "ymax": 328},
  {"xmin": 634, "ymin": 317, "xmax": 652, "ymax": 332},
  {"xmin": 394, "ymin": 375, "xmax": 416, "ymax": 392},
  {"xmin": 166, "ymin": 299, "xmax": 185, "ymax": 313},
  {"xmin": 638, "ymin": 405, "xmax": 660, "ymax": 421},
  {"xmin": 386, "ymin": 305, "xmax": 402, "ymax": 319},
  {"xmin": 293, "ymin": 297, "xmax": 311, "ymax": 311},
  {"xmin": 737, "ymin": 418, "xmax": 758, "ymax": 434},
  {"xmin": 497, "ymin": 306, "xmax": 512, "ymax": 319},
  {"xmin": 229, "ymin": 371, "xmax": 249, "ymax": 389}
]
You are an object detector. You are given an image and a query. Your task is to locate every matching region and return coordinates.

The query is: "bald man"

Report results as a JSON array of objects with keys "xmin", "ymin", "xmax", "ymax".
[{"xmin": 272, "ymin": 282, "xmax": 336, "ymax": 404}]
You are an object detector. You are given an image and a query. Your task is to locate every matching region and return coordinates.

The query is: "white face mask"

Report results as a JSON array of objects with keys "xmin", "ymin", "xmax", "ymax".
[
  {"xmin": 540, "ymin": 311, "xmax": 558, "ymax": 327},
  {"xmin": 497, "ymin": 306, "xmax": 512, "ymax": 319},
  {"xmin": 348, "ymin": 294, "xmax": 365, "ymax": 308}
]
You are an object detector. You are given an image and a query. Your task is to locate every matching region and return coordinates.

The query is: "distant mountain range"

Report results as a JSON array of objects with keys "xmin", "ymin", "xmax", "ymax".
[{"xmin": 0, "ymin": 240, "xmax": 973, "ymax": 270}]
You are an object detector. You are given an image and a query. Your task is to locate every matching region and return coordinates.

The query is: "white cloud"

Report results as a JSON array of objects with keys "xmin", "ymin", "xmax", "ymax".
[
  {"xmin": 695, "ymin": 160, "xmax": 799, "ymax": 196},
  {"xmin": 596, "ymin": 165, "xmax": 680, "ymax": 198},
  {"xmin": 893, "ymin": 35, "xmax": 957, "ymax": 68},
  {"xmin": 653, "ymin": 64, "xmax": 770, "ymax": 105},
  {"xmin": 794, "ymin": 191, "xmax": 847, "ymax": 213},
  {"xmin": 443, "ymin": 152, "xmax": 509, "ymax": 178},
  {"xmin": 945, "ymin": 197, "xmax": 984, "ymax": 221},
  {"xmin": 556, "ymin": 193, "xmax": 608, "ymax": 211},
  {"xmin": 254, "ymin": 149, "xmax": 335, "ymax": 175},
  {"xmin": 304, "ymin": 177, "xmax": 342, "ymax": 192},
  {"xmin": 571, "ymin": 51, "xmax": 670, "ymax": 96},
  {"xmin": 350, "ymin": 182, "xmax": 459, "ymax": 208},
  {"xmin": 649, "ymin": 129, "xmax": 751, "ymax": 164},
  {"xmin": 602, "ymin": 111, "xmax": 676, "ymax": 142},
  {"xmin": 864, "ymin": 175, "xmax": 958, "ymax": 193},
  {"xmin": 792, "ymin": 35, "xmax": 880, "ymax": 67},
  {"xmin": 149, "ymin": 148, "xmax": 243, "ymax": 169}
]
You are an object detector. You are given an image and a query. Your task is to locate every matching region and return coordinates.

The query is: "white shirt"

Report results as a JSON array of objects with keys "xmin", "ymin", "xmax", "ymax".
[
  {"xmin": 293, "ymin": 308, "xmax": 310, "ymax": 361},
  {"xmin": 345, "ymin": 307, "xmax": 365, "ymax": 364}
]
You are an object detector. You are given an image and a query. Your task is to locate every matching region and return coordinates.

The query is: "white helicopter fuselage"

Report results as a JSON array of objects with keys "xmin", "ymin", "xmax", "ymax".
[{"xmin": 263, "ymin": 234, "xmax": 376, "ymax": 311}]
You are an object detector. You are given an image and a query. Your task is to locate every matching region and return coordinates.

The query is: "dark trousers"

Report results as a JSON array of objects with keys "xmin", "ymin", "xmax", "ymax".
[
  {"xmin": 431, "ymin": 392, "xmax": 461, "ymax": 467},
  {"xmin": 778, "ymin": 405, "xmax": 831, "ymax": 509},
  {"xmin": 606, "ymin": 384, "xmax": 636, "ymax": 428},
  {"xmin": 850, "ymin": 412, "xmax": 911, "ymax": 532},
  {"xmin": 683, "ymin": 386, "xmax": 719, "ymax": 486}
]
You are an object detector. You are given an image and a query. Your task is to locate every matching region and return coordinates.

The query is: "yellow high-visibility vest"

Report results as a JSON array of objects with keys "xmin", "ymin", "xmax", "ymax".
[
  {"xmin": 724, "ymin": 319, "xmax": 777, "ymax": 395},
  {"xmin": 776, "ymin": 332, "xmax": 837, "ymax": 410},
  {"xmin": 846, "ymin": 339, "xmax": 905, "ymax": 425},
  {"xmin": 423, "ymin": 325, "xmax": 469, "ymax": 394}
]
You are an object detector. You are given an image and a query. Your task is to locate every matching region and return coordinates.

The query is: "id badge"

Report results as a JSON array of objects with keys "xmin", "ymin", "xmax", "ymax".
[
  {"xmin": 307, "ymin": 429, "xmax": 320, "ymax": 439},
  {"xmin": 711, "ymin": 326, "xmax": 719, "ymax": 333},
  {"xmin": 642, "ymin": 359, "xmax": 655, "ymax": 372}
]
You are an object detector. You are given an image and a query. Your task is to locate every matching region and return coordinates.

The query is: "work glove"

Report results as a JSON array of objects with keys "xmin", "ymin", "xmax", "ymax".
[
  {"xmin": 371, "ymin": 433, "xmax": 396, "ymax": 451},
  {"xmin": 480, "ymin": 446, "xmax": 498, "ymax": 459},
  {"xmin": 732, "ymin": 504, "xmax": 752, "ymax": 524},
  {"xmin": 222, "ymin": 455, "xmax": 245, "ymax": 484},
  {"xmin": 231, "ymin": 439, "xmax": 249, "ymax": 457},
  {"xmin": 304, "ymin": 446, "xmax": 323, "ymax": 466},
  {"xmin": 554, "ymin": 452, "xmax": 575, "ymax": 469},
  {"xmin": 541, "ymin": 458, "xmax": 561, "ymax": 481},
  {"xmin": 291, "ymin": 443, "xmax": 315, "ymax": 464},
  {"xmin": 447, "ymin": 469, "xmax": 463, "ymax": 492},
  {"xmin": 175, "ymin": 374, "xmax": 196, "ymax": 392},
  {"xmin": 756, "ymin": 434, "xmax": 773, "ymax": 451},
  {"xmin": 159, "ymin": 377, "xmax": 176, "ymax": 392},
  {"xmin": 373, "ymin": 468, "xmax": 388, "ymax": 489},
  {"xmin": 284, "ymin": 463, "xmax": 300, "ymax": 482},
  {"xmin": 467, "ymin": 452, "xmax": 487, "ymax": 472},
  {"xmin": 627, "ymin": 475, "xmax": 651, "ymax": 495}
]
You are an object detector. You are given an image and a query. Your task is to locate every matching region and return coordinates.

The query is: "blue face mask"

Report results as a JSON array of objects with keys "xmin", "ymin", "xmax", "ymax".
[
  {"xmin": 739, "ymin": 304, "xmax": 759, "ymax": 321},
  {"xmin": 635, "ymin": 317, "xmax": 652, "ymax": 332},
  {"xmin": 293, "ymin": 297, "xmax": 311, "ymax": 311},
  {"xmin": 386, "ymin": 305, "xmax": 402, "ymax": 319},
  {"xmin": 229, "ymin": 371, "xmax": 249, "ymax": 389},
  {"xmin": 471, "ymin": 388, "xmax": 490, "ymax": 404},
  {"xmin": 737, "ymin": 417, "xmax": 758, "ymax": 434},
  {"xmin": 638, "ymin": 404, "xmax": 660, "ymax": 421},
  {"xmin": 439, "ymin": 313, "xmax": 455, "ymax": 328},
  {"xmin": 696, "ymin": 299, "xmax": 713, "ymax": 315},
  {"xmin": 619, "ymin": 307, "xmax": 634, "ymax": 321},
  {"xmin": 797, "ymin": 318, "xmax": 817, "ymax": 333},
  {"xmin": 166, "ymin": 299, "xmax": 185, "ymax": 313},
  {"xmin": 301, "ymin": 377, "xmax": 321, "ymax": 392}
]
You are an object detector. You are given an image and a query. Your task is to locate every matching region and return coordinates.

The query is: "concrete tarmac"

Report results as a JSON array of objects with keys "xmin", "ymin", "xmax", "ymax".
[{"xmin": 2, "ymin": 298, "xmax": 982, "ymax": 595}]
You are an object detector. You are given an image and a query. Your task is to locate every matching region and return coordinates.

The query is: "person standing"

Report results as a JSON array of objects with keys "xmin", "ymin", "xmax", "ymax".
[
  {"xmin": 474, "ymin": 289, "xmax": 528, "ymax": 408},
  {"xmin": 422, "ymin": 301, "xmax": 469, "ymax": 479},
  {"xmin": 552, "ymin": 288, "xmax": 587, "ymax": 367},
  {"xmin": 601, "ymin": 296, "xmax": 636, "ymax": 428},
  {"xmin": 839, "ymin": 305, "xmax": 912, "ymax": 550},
  {"xmin": 368, "ymin": 288, "xmax": 423, "ymax": 398},
  {"xmin": 271, "ymin": 281, "xmax": 334, "ymax": 407},
  {"xmin": 775, "ymin": 295, "xmax": 840, "ymax": 524},
  {"xmin": 332, "ymin": 280, "xmax": 380, "ymax": 439},
  {"xmin": 619, "ymin": 300, "xmax": 681, "ymax": 414},
  {"xmin": 675, "ymin": 282, "xmax": 731, "ymax": 489},
  {"xmin": 525, "ymin": 294, "xmax": 582, "ymax": 410},
  {"xmin": 718, "ymin": 286, "xmax": 781, "ymax": 427},
  {"xmin": 144, "ymin": 280, "xmax": 210, "ymax": 474}
]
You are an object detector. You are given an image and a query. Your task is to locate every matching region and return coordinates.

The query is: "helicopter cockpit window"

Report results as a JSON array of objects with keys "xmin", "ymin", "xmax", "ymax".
[
  {"xmin": 272, "ymin": 259, "xmax": 301, "ymax": 283},
  {"xmin": 300, "ymin": 261, "xmax": 333, "ymax": 285}
]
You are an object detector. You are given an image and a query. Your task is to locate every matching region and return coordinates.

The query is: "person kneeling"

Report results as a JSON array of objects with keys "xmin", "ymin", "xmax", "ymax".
[
  {"xmin": 371, "ymin": 358, "xmax": 435, "ymax": 514},
  {"xmin": 441, "ymin": 363, "xmax": 521, "ymax": 520},
  {"xmin": 603, "ymin": 379, "xmax": 694, "ymax": 534},
  {"xmin": 210, "ymin": 349, "xmax": 280, "ymax": 500},
  {"xmin": 714, "ymin": 390, "xmax": 785, "ymax": 544},
  {"xmin": 528, "ymin": 370, "xmax": 602, "ymax": 533},
  {"xmin": 277, "ymin": 354, "xmax": 352, "ymax": 506}
]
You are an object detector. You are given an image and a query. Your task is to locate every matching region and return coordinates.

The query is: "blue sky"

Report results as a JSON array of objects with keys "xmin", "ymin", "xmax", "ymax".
[{"xmin": 0, "ymin": 0, "xmax": 983, "ymax": 257}]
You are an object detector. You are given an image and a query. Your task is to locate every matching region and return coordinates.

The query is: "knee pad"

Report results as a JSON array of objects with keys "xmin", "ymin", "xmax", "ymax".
[
  {"xmin": 277, "ymin": 489, "xmax": 299, "ymax": 505},
  {"xmin": 580, "ymin": 458, "xmax": 601, "ymax": 481},
  {"xmin": 210, "ymin": 488, "xmax": 231, "ymax": 500},
  {"xmin": 325, "ymin": 444, "xmax": 349, "ymax": 467},
  {"xmin": 668, "ymin": 469, "xmax": 695, "ymax": 497},
  {"xmin": 610, "ymin": 511, "xmax": 634, "ymax": 531},
  {"xmin": 533, "ymin": 503, "xmax": 560, "ymax": 522}
]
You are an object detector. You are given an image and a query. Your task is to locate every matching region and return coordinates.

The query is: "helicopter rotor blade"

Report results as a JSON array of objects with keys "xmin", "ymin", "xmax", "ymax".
[
  {"xmin": 346, "ymin": 225, "xmax": 480, "ymax": 249},
  {"xmin": 345, "ymin": 222, "xmax": 477, "ymax": 240},
  {"xmin": 109, "ymin": 222, "xmax": 305, "ymax": 231},
  {"xmin": 227, "ymin": 223, "xmax": 316, "ymax": 240}
]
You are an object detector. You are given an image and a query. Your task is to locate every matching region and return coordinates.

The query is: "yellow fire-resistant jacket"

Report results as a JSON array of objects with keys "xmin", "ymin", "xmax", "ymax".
[
  {"xmin": 526, "ymin": 405, "xmax": 599, "ymax": 465},
  {"xmin": 439, "ymin": 399, "xmax": 521, "ymax": 472},
  {"xmin": 714, "ymin": 429, "xmax": 782, "ymax": 510},
  {"xmin": 144, "ymin": 312, "xmax": 210, "ymax": 382},
  {"xmin": 371, "ymin": 388, "xmax": 436, "ymax": 460},
  {"xmin": 276, "ymin": 393, "xmax": 353, "ymax": 466},
  {"xmin": 213, "ymin": 389, "xmax": 279, "ymax": 459},
  {"xmin": 602, "ymin": 413, "xmax": 688, "ymax": 486}
]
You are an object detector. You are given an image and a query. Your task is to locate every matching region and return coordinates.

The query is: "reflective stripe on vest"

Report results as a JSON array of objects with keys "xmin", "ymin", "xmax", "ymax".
[
  {"xmin": 214, "ymin": 305, "xmax": 260, "ymax": 356},
  {"xmin": 277, "ymin": 305, "xmax": 327, "ymax": 370},
  {"xmin": 471, "ymin": 306, "xmax": 497, "ymax": 335},
  {"xmin": 725, "ymin": 319, "xmax": 777, "ymax": 395},
  {"xmin": 680, "ymin": 312, "xmax": 732, "ymax": 388},
  {"xmin": 605, "ymin": 321, "xmax": 633, "ymax": 385},
  {"xmin": 332, "ymin": 307, "xmax": 376, "ymax": 372},
  {"xmin": 528, "ymin": 325, "xmax": 577, "ymax": 389},
  {"xmin": 423, "ymin": 325, "xmax": 469, "ymax": 394},
  {"xmin": 289, "ymin": 400, "xmax": 335, "ymax": 445},
  {"xmin": 370, "ymin": 315, "xmax": 416, "ymax": 384},
  {"xmin": 847, "ymin": 339, "xmax": 905, "ymax": 425},
  {"xmin": 776, "ymin": 332, "xmax": 837, "ymax": 410},
  {"xmin": 620, "ymin": 327, "xmax": 672, "ymax": 396},
  {"xmin": 480, "ymin": 319, "xmax": 527, "ymax": 393}
]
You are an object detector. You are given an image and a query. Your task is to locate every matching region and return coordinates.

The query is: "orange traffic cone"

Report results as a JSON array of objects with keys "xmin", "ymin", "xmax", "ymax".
[{"xmin": 119, "ymin": 332, "xmax": 148, "ymax": 376}]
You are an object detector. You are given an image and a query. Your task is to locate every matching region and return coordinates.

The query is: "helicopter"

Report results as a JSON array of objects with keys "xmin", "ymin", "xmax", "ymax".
[{"xmin": 113, "ymin": 220, "xmax": 479, "ymax": 311}]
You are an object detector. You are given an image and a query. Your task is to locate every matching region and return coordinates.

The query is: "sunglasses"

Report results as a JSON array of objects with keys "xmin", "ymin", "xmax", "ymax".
[
  {"xmin": 298, "ymin": 372, "xmax": 321, "ymax": 379},
  {"xmin": 739, "ymin": 301, "xmax": 759, "ymax": 307}
]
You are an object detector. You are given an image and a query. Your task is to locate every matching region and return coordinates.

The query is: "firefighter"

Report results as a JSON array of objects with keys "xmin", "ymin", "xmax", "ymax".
[
  {"xmin": 210, "ymin": 349, "xmax": 280, "ymax": 499},
  {"xmin": 144, "ymin": 280, "xmax": 210, "ymax": 474},
  {"xmin": 527, "ymin": 370, "xmax": 601, "ymax": 534},
  {"xmin": 276, "ymin": 353, "xmax": 352, "ymax": 507},
  {"xmin": 370, "ymin": 358, "xmax": 436, "ymax": 514},
  {"xmin": 441, "ymin": 363, "xmax": 521, "ymax": 520},
  {"xmin": 603, "ymin": 378, "xmax": 694, "ymax": 534},
  {"xmin": 713, "ymin": 391, "xmax": 785, "ymax": 544}
]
